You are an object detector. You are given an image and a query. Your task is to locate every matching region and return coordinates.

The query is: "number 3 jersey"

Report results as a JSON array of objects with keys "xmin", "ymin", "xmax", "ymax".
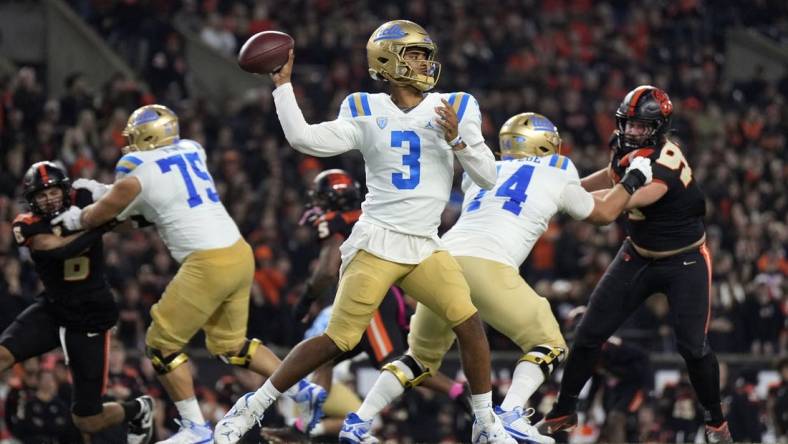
[
  {"xmin": 443, "ymin": 155, "xmax": 595, "ymax": 269},
  {"xmin": 272, "ymin": 83, "xmax": 496, "ymax": 241},
  {"xmin": 12, "ymin": 189, "xmax": 117, "ymax": 331},
  {"xmin": 608, "ymin": 140, "xmax": 706, "ymax": 251},
  {"xmin": 114, "ymin": 139, "xmax": 241, "ymax": 263}
]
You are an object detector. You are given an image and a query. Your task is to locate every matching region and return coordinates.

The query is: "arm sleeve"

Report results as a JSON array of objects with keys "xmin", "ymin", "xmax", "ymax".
[
  {"xmin": 272, "ymin": 83, "xmax": 360, "ymax": 157},
  {"xmin": 32, "ymin": 224, "xmax": 113, "ymax": 260},
  {"xmin": 453, "ymin": 94, "xmax": 497, "ymax": 190}
]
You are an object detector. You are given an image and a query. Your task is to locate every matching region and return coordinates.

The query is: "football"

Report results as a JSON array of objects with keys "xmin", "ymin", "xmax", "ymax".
[{"xmin": 237, "ymin": 31, "xmax": 294, "ymax": 74}]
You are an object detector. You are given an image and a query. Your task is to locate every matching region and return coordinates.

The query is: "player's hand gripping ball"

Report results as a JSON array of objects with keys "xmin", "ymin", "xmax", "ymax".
[{"xmin": 237, "ymin": 31, "xmax": 294, "ymax": 74}]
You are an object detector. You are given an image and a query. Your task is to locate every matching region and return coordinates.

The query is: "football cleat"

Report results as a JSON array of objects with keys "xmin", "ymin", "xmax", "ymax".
[
  {"xmin": 472, "ymin": 412, "xmax": 518, "ymax": 444},
  {"xmin": 339, "ymin": 413, "xmax": 378, "ymax": 444},
  {"xmin": 128, "ymin": 395, "xmax": 155, "ymax": 444},
  {"xmin": 705, "ymin": 421, "xmax": 733, "ymax": 444},
  {"xmin": 495, "ymin": 406, "xmax": 554, "ymax": 444},
  {"xmin": 213, "ymin": 392, "xmax": 264, "ymax": 444},
  {"xmin": 535, "ymin": 412, "xmax": 578, "ymax": 435},
  {"xmin": 155, "ymin": 418, "xmax": 212, "ymax": 444},
  {"xmin": 290, "ymin": 379, "xmax": 328, "ymax": 434}
]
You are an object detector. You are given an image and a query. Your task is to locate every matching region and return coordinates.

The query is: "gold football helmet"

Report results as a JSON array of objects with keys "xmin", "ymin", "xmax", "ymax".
[
  {"xmin": 499, "ymin": 112, "xmax": 562, "ymax": 159},
  {"xmin": 366, "ymin": 20, "xmax": 440, "ymax": 92},
  {"xmin": 122, "ymin": 104, "xmax": 179, "ymax": 154}
]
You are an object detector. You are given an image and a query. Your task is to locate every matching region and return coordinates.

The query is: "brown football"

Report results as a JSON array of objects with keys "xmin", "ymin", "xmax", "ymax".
[{"xmin": 237, "ymin": 31, "xmax": 294, "ymax": 74}]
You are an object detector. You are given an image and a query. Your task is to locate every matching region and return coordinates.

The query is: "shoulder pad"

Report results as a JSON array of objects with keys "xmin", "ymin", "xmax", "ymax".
[
  {"xmin": 345, "ymin": 92, "xmax": 372, "ymax": 118},
  {"xmin": 447, "ymin": 92, "xmax": 474, "ymax": 122},
  {"xmin": 115, "ymin": 154, "xmax": 144, "ymax": 176}
]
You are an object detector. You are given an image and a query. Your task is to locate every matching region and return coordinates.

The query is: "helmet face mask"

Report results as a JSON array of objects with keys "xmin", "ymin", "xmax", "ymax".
[
  {"xmin": 498, "ymin": 113, "xmax": 562, "ymax": 159},
  {"xmin": 122, "ymin": 104, "xmax": 180, "ymax": 154},
  {"xmin": 310, "ymin": 169, "xmax": 361, "ymax": 212},
  {"xmin": 367, "ymin": 20, "xmax": 441, "ymax": 92},
  {"xmin": 23, "ymin": 161, "xmax": 72, "ymax": 218},
  {"xmin": 615, "ymin": 85, "xmax": 673, "ymax": 152}
]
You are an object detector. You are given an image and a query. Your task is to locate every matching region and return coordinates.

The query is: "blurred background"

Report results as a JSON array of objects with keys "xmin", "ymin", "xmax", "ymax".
[{"xmin": 0, "ymin": 0, "xmax": 785, "ymax": 442}]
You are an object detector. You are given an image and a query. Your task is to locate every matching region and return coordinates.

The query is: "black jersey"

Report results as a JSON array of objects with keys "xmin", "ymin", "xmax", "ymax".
[
  {"xmin": 11, "ymin": 189, "xmax": 117, "ymax": 331},
  {"xmin": 311, "ymin": 209, "xmax": 361, "ymax": 242},
  {"xmin": 609, "ymin": 140, "xmax": 706, "ymax": 251}
]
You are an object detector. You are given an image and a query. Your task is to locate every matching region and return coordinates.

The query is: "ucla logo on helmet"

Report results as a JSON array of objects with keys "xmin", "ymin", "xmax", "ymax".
[{"xmin": 374, "ymin": 24, "xmax": 408, "ymax": 41}]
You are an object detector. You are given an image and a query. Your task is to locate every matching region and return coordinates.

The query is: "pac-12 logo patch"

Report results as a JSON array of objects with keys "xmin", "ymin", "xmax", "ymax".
[{"xmin": 376, "ymin": 117, "xmax": 388, "ymax": 129}]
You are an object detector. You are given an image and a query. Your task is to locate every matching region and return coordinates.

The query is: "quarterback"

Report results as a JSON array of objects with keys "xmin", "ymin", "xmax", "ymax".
[
  {"xmin": 344, "ymin": 113, "xmax": 653, "ymax": 443},
  {"xmin": 215, "ymin": 20, "xmax": 516, "ymax": 444},
  {"xmin": 53, "ymin": 105, "xmax": 328, "ymax": 443}
]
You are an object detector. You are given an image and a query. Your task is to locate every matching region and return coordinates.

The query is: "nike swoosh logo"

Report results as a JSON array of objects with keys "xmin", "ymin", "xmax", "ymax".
[
  {"xmin": 86, "ymin": 332, "xmax": 100, "ymax": 337},
  {"xmin": 683, "ymin": 261, "xmax": 696, "ymax": 265}
]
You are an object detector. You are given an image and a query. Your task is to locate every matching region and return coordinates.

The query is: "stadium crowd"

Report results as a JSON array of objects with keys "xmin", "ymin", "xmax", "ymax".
[{"xmin": 0, "ymin": 0, "xmax": 785, "ymax": 442}]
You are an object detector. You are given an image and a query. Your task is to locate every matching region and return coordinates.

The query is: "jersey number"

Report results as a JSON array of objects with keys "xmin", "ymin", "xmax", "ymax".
[
  {"xmin": 156, "ymin": 153, "xmax": 220, "ymax": 207},
  {"xmin": 467, "ymin": 165, "xmax": 535, "ymax": 215},
  {"xmin": 656, "ymin": 145, "xmax": 692, "ymax": 187},
  {"xmin": 64, "ymin": 256, "xmax": 90, "ymax": 281},
  {"xmin": 391, "ymin": 131, "xmax": 421, "ymax": 189}
]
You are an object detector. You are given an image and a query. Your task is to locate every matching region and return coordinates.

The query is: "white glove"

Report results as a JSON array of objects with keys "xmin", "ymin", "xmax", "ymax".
[
  {"xmin": 625, "ymin": 156, "xmax": 653, "ymax": 185},
  {"xmin": 72, "ymin": 178, "xmax": 112, "ymax": 201},
  {"xmin": 51, "ymin": 206, "xmax": 84, "ymax": 231}
]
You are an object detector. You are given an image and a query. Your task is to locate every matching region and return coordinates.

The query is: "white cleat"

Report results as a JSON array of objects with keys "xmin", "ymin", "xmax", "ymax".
[
  {"xmin": 155, "ymin": 418, "xmax": 213, "ymax": 444},
  {"xmin": 472, "ymin": 411, "xmax": 518, "ymax": 444},
  {"xmin": 495, "ymin": 406, "xmax": 555, "ymax": 444},
  {"xmin": 339, "ymin": 413, "xmax": 379, "ymax": 444},
  {"xmin": 213, "ymin": 392, "xmax": 264, "ymax": 444},
  {"xmin": 289, "ymin": 379, "xmax": 328, "ymax": 434}
]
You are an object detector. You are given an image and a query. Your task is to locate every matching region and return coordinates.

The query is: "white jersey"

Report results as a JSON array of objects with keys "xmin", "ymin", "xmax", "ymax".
[
  {"xmin": 272, "ymin": 83, "xmax": 496, "ymax": 265},
  {"xmin": 442, "ymin": 154, "xmax": 595, "ymax": 269},
  {"xmin": 115, "ymin": 139, "xmax": 241, "ymax": 263}
]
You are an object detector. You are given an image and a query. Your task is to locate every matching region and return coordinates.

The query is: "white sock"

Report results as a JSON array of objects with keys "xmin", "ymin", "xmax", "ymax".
[
  {"xmin": 283, "ymin": 379, "xmax": 303, "ymax": 398},
  {"xmin": 356, "ymin": 364, "xmax": 411, "ymax": 421},
  {"xmin": 471, "ymin": 391, "xmax": 495, "ymax": 424},
  {"xmin": 501, "ymin": 361, "xmax": 545, "ymax": 411},
  {"xmin": 250, "ymin": 379, "xmax": 281, "ymax": 412},
  {"xmin": 175, "ymin": 397, "xmax": 205, "ymax": 425}
]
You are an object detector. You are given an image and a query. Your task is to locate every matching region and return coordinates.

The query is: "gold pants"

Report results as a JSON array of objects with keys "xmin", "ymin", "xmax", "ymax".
[
  {"xmin": 146, "ymin": 238, "xmax": 254, "ymax": 355},
  {"xmin": 325, "ymin": 250, "xmax": 477, "ymax": 352},
  {"xmin": 409, "ymin": 256, "xmax": 566, "ymax": 372}
]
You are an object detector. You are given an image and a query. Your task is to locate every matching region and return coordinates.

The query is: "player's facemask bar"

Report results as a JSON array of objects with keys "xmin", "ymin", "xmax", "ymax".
[{"xmin": 122, "ymin": 104, "xmax": 180, "ymax": 154}]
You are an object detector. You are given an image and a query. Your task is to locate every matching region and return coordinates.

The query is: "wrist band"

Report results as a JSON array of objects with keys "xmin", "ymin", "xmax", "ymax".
[{"xmin": 449, "ymin": 135, "xmax": 463, "ymax": 147}]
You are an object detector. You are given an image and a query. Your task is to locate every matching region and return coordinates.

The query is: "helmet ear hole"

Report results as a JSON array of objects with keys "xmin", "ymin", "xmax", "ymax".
[{"xmin": 377, "ymin": 57, "xmax": 388, "ymax": 64}]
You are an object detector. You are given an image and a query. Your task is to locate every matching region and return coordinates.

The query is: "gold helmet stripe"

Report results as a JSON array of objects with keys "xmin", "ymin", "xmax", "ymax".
[
  {"xmin": 448, "ymin": 92, "xmax": 471, "ymax": 122},
  {"xmin": 348, "ymin": 93, "xmax": 372, "ymax": 117}
]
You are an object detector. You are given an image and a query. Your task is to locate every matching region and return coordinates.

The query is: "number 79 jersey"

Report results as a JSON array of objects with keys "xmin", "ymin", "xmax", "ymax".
[
  {"xmin": 115, "ymin": 139, "xmax": 241, "ymax": 262},
  {"xmin": 443, "ymin": 155, "xmax": 593, "ymax": 269}
]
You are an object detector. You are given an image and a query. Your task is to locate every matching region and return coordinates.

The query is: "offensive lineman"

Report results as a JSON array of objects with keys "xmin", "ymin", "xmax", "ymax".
[
  {"xmin": 53, "ymin": 105, "xmax": 328, "ymax": 443},
  {"xmin": 341, "ymin": 113, "xmax": 653, "ymax": 443},
  {"xmin": 215, "ymin": 19, "xmax": 515, "ymax": 444}
]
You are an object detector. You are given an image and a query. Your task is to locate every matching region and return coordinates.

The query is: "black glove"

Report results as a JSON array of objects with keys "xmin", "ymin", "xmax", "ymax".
[
  {"xmin": 619, "ymin": 168, "xmax": 647, "ymax": 195},
  {"xmin": 292, "ymin": 282, "xmax": 317, "ymax": 323}
]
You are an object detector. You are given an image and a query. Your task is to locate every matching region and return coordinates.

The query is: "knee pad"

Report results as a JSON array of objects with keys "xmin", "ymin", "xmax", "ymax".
[
  {"xmin": 519, "ymin": 344, "xmax": 566, "ymax": 379},
  {"xmin": 382, "ymin": 354, "xmax": 431, "ymax": 389},
  {"xmin": 216, "ymin": 338, "xmax": 262, "ymax": 368},
  {"xmin": 146, "ymin": 347, "xmax": 188, "ymax": 375}
]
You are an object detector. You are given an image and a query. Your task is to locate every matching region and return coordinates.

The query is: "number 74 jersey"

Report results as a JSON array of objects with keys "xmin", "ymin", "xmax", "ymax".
[
  {"xmin": 443, "ymin": 155, "xmax": 594, "ymax": 269},
  {"xmin": 114, "ymin": 139, "xmax": 241, "ymax": 263}
]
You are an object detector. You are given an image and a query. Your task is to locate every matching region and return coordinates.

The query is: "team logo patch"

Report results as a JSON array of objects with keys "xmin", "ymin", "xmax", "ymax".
[{"xmin": 376, "ymin": 117, "xmax": 388, "ymax": 129}]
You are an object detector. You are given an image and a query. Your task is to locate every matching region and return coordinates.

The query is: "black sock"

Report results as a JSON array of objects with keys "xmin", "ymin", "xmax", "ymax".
[
  {"xmin": 122, "ymin": 399, "xmax": 143, "ymax": 422},
  {"xmin": 685, "ymin": 353, "xmax": 724, "ymax": 426},
  {"xmin": 551, "ymin": 344, "xmax": 601, "ymax": 416}
]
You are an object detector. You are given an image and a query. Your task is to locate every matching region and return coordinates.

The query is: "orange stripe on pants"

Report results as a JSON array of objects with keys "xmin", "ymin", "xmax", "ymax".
[
  {"xmin": 366, "ymin": 310, "xmax": 393, "ymax": 362},
  {"xmin": 699, "ymin": 243, "xmax": 713, "ymax": 333}
]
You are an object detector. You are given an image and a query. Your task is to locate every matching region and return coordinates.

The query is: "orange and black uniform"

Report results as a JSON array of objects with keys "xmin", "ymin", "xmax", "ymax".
[
  {"xmin": 2, "ymin": 190, "xmax": 117, "ymax": 416},
  {"xmin": 554, "ymin": 140, "xmax": 725, "ymax": 426},
  {"xmin": 310, "ymin": 209, "xmax": 410, "ymax": 367}
]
